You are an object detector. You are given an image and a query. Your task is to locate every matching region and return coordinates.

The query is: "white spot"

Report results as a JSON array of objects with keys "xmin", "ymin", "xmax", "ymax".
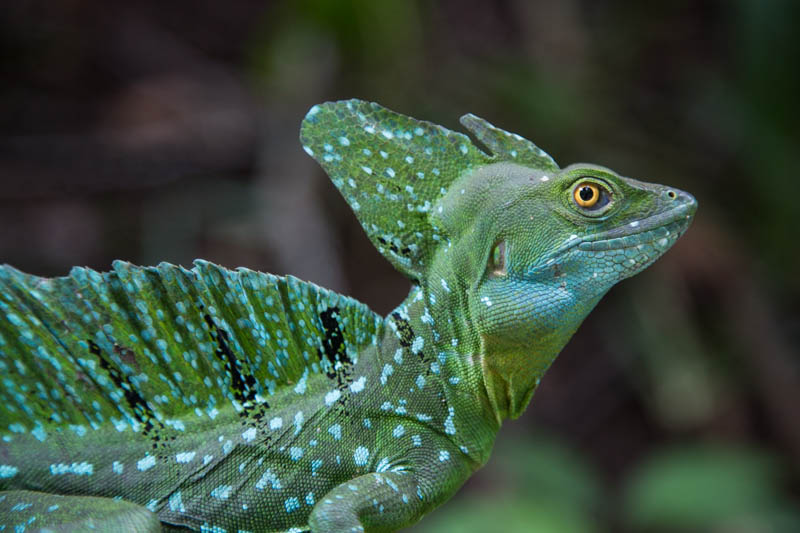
[
  {"xmin": 255, "ymin": 468, "xmax": 282, "ymax": 490},
  {"xmin": 393, "ymin": 424, "xmax": 405, "ymax": 438},
  {"xmin": 302, "ymin": 146, "xmax": 313, "ymax": 156},
  {"xmin": 49, "ymin": 462, "xmax": 93, "ymax": 476},
  {"xmin": 405, "ymin": 156, "xmax": 414, "ymax": 164},
  {"xmin": 328, "ymin": 424, "xmax": 342, "ymax": 440},
  {"xmin": 481, "ymin": 296, "xmax": 493, "ymax": 307},
  {"xmin": 460, "ymin": 144, "xmax": 468, "ymax": 155},
  {"xmin": 415, "ymin": 375, "xmax": 426, "ymax": 389},
  {"xmin": 175, "ymin": 452, "xmax": 196, "ymax": 464},
  {"xmin": 242, "ymin": 428, "xmax": 257, "ymax": 442},
  {"xmin": 540, "ymin": 176, "xmax": 549, "ymax": 182},
  {"xmin": 339, "ymin": 136, "xmax": 350, "ymax": 146},
  {"xmin": 381, "ymin": 130, "xmax": 394, "ymax": 139},
  {"xmin": 361, "ymin": 166, "xmax": 372, "ymax": 175},
  {"xmin": 353, "ymin": 446, "xmax": 370, "ymax": 466},
  {"xmin": 112, "ymin": 461, "xmax": 124, "ymax": 474},
  {"xmin": 380, "ymin": 150, "xmax": 389, "ymax": 159},
  {"xmin": 439, "ymin": 450, "xmax": 450, "ymax": 462},
  {"xmin": 380, "ymin": 363, "xmax": 394, "ymax": 385},
  {"xmin": 269, "ymin": 417, "xmax": 283, "ymax": 430},
  {"xmin": 364, "ymin": 125, "xmax": 375, "ymax": 134},
  {"xmin": 325, "ymin": 389, "xmax": 341, "ymax": 406},
  {"xmin": 411, "ymin": 336, "xmax": 424, "ymax": 354},
  {"xmin": 386, "ymin": 167, "xmax": 395, "ymax": 178},
  {"xmin": 630, "ymin": 221, "xmax": 640, "ymax": 227},
  {"xmin": 444, "ymin": 407, "xmax": 456, "ymax": 435},
  {"xmin": 350, "ymin": 376, "xmax": 366, "ymax": 393},
  {"xmin": 211, "ymin": 485, "xmax": 232, "ymax": 500},
  {"xmin": 440, "ymin": 279, "xmax": 451, "ymax": 292},
  {"xmin": 137, "ymin": 455, "xmax": 156, "ymax": 471},
  {"xmin": 289, "ymin": 447, "xmax": 304, "ymax": 460}
]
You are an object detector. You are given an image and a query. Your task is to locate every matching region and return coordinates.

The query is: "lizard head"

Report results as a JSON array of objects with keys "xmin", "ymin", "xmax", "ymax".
[
  {"xmin": 301, "ymin": 100, "xmax": 696, "ymax": 422},
  {"xmin": 432, "ymin": 160, "xmax": 696, "ymax": 419}
]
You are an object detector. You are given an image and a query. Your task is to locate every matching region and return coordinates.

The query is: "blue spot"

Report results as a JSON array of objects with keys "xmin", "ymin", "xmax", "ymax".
[
  {"xmin": 211, "ymin": 485, "xmax": 232, "ymax": 500},
  {"xmin": 0, "ymin": 465, "xmax": 18, "ymax": 478},
  {"xmin": 354, "ymin": 446, "xmax": 369, "ymax": 466},
  {"xmin": 284, "ymin": 496, "xmax": 300, "ymax": 513}
]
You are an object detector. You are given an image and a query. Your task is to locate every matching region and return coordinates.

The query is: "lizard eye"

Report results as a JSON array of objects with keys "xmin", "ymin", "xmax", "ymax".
[
  {"xmin": 571, "ymin": 179, "xmax": 611, "ymax": 213},
  {"xmin": 488, "ymin": 241, "xmax": 506, "ymax": 277}
]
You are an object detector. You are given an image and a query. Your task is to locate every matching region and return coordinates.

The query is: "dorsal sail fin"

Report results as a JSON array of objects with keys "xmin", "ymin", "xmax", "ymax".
[{"xmin": 0, "ymin": 261, "xmax": 382, "ymax": 436}]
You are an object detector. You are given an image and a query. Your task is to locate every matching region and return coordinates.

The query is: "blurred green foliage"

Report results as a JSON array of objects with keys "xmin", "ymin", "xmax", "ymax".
[{"xmin": 625, "ymin": 445, "xmax": 800, "ymax": 532}]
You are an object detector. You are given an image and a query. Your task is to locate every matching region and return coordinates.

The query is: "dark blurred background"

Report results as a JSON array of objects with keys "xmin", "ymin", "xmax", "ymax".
[{"xmin": 1, "ymin": 1, "xmax": 798, "ymax": 531}]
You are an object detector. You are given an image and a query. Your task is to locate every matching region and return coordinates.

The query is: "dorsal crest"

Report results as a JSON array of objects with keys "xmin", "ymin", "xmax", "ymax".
[{"xmin": 300, "ymin": 99, "xmax": 558, "ymax": 282}]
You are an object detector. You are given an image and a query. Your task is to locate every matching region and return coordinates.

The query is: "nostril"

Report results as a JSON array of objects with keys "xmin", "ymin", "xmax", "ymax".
[{"xmin": 667, "ymin": 190, "xmax": 677, "ymax": 200}]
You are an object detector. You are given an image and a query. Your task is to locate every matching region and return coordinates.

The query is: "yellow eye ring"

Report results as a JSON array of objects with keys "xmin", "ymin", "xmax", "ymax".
[{"xmin": 573, "ymin": 182, "xmax": 600, "ymax": 207}]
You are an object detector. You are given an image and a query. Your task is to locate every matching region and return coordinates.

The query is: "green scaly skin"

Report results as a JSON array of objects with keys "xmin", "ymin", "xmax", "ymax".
[{"xmin": 0, "ymin": 100, "xmax": 696, "ymax": 532}]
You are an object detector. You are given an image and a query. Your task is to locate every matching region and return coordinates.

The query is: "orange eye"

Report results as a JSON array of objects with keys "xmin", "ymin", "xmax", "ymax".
[{"xmin": 573, "ymin": 182, "xmax": 600, "ymax": 207}]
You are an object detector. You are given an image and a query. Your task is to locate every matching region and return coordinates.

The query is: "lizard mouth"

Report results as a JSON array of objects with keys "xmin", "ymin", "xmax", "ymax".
[{"xmin": 577, "ymin": 198, "xmax": 696, "ymax": 252}]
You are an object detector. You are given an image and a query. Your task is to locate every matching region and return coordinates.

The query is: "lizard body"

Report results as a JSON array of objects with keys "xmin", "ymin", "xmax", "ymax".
[{"xmin": 0, "ymin": 100, "xmax": 696, "ymax": 532}]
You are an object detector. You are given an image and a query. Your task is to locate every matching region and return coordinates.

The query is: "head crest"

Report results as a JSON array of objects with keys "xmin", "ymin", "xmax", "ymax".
[{"xmin": 300, "ymin": 100, "xmax": 558, "ymax": 282}]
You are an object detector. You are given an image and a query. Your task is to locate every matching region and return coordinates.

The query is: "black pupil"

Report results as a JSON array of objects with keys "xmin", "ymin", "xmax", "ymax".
[{"xmin": 579, "ymin": 186, "xmax": 595, "ymax": 202}]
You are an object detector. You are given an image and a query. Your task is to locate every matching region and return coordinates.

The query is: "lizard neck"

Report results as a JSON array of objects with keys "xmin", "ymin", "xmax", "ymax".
[
  {"xmin": 387, "ymin": 284, "xmax": 500, "ymax": 467},
  {"xmin": 422, "ymin": 244, "xmax": 606, "ymax": 423}
]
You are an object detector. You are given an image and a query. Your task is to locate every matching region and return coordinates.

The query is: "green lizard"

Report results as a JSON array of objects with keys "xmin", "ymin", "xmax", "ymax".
[{"xmin": 0, "ymin": 100, "xmax": 696, "ymax": 532}]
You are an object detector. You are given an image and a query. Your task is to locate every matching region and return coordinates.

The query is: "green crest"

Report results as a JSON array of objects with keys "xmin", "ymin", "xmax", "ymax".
[{"xmin": 300, "ymin": 99, "xmax": 559, "ymax": 282}]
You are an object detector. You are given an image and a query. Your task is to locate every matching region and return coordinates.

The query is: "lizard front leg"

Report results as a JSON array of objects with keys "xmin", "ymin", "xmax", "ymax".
[{"xmin": 308, "ymin": 442, "xmax": 471, "ymax": 533}]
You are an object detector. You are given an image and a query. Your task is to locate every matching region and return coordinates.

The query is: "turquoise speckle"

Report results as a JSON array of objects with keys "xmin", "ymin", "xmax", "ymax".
[
  {"xmin": 284, "ymin": 496, "xmax": 300, "ymax": 513},
  {"xmin": 211, "ymin": 485, "xmax": 232, "ymax": 500},
  {"xmin": 31, "ymin": 425, "xmax": 47, "ymax": 442},
  {"xmin": 353, "ymin": 446, "xmax": 370, "ymax": 466},
  {"xmin": 289, "ymin": 447, "xmax": 304, "ymax": 461},
  {"xmin": 0, "ymin": 464, "xmax": 18, "ymax": 478}
]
